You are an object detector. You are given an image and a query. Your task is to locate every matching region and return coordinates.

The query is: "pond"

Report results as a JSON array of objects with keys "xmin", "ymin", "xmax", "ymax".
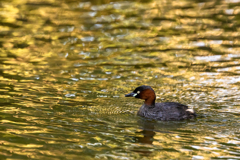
[{"xmin": 1, "ymin": 0, "xmax": 240, "ymax": 159}]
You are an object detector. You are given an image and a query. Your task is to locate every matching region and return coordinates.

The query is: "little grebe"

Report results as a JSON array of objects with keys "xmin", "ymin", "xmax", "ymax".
[{"xmin": 125, "ymin": 85, "xmax": 196, "ymax": 121}]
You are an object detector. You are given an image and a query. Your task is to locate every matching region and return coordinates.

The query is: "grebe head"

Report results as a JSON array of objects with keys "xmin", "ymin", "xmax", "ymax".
[{"xmin": 125, "ymin": 85, "xmax": 156, "ymax": 105}]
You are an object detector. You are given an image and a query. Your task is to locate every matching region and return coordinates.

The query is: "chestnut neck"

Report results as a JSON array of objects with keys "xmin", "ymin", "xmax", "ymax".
[
  {"xmin": 139, "ymin": 88, "xmax": 156, "ymax": 107},
  {"xmin": 144, "ymin": 97, "xmax": 156, "ymax": 106}
]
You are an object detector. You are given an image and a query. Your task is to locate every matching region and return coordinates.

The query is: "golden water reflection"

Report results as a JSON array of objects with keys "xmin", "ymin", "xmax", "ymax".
[{"xmin": 1, "ymin": 0, "xmax": 240, "ymax": 159}]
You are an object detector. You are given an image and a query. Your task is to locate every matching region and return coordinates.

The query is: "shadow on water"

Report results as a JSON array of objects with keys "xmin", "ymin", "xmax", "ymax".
[{"xmin": 130, "ymin": 118, "xmax": 193, "ymax": 157}]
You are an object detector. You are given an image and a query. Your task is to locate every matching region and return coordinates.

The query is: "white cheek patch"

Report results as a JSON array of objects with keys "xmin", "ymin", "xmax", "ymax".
[{"xmin": 133, "ymin": 93, "xmax": 138, "ymax": 97}]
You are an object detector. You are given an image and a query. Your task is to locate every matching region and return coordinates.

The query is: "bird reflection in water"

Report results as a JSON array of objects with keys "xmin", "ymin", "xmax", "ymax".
[{"xmin": 131, "ymin": 119, "xmax": 185, "ymax": 157}]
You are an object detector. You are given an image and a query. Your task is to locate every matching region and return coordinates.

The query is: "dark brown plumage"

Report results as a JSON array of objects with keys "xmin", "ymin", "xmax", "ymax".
[{"xmin": 125, "ymin": 85, "xmax": 196, "ymax": 121}]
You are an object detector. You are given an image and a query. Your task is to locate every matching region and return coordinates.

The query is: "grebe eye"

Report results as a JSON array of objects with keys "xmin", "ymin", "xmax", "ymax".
[{"xmin": 137, "ymin": 91, "xmax": 140, "ymax": 94}]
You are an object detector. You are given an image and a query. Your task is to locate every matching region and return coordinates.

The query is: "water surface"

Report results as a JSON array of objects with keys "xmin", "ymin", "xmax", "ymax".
[{"xmin": 1, "ymin": 0, "xmax": 240, "ymax": 159}]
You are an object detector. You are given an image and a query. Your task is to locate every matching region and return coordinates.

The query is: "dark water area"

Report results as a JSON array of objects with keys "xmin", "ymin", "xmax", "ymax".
[{"xmin": 1, "ymin": 0, "xmax": 240, "ymax": 159}]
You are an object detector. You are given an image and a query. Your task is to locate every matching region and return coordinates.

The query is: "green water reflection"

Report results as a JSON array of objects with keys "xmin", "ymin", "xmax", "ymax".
[{"xmin": 1, "ymin": 0, "xmax": 240, "ymax": 159}]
